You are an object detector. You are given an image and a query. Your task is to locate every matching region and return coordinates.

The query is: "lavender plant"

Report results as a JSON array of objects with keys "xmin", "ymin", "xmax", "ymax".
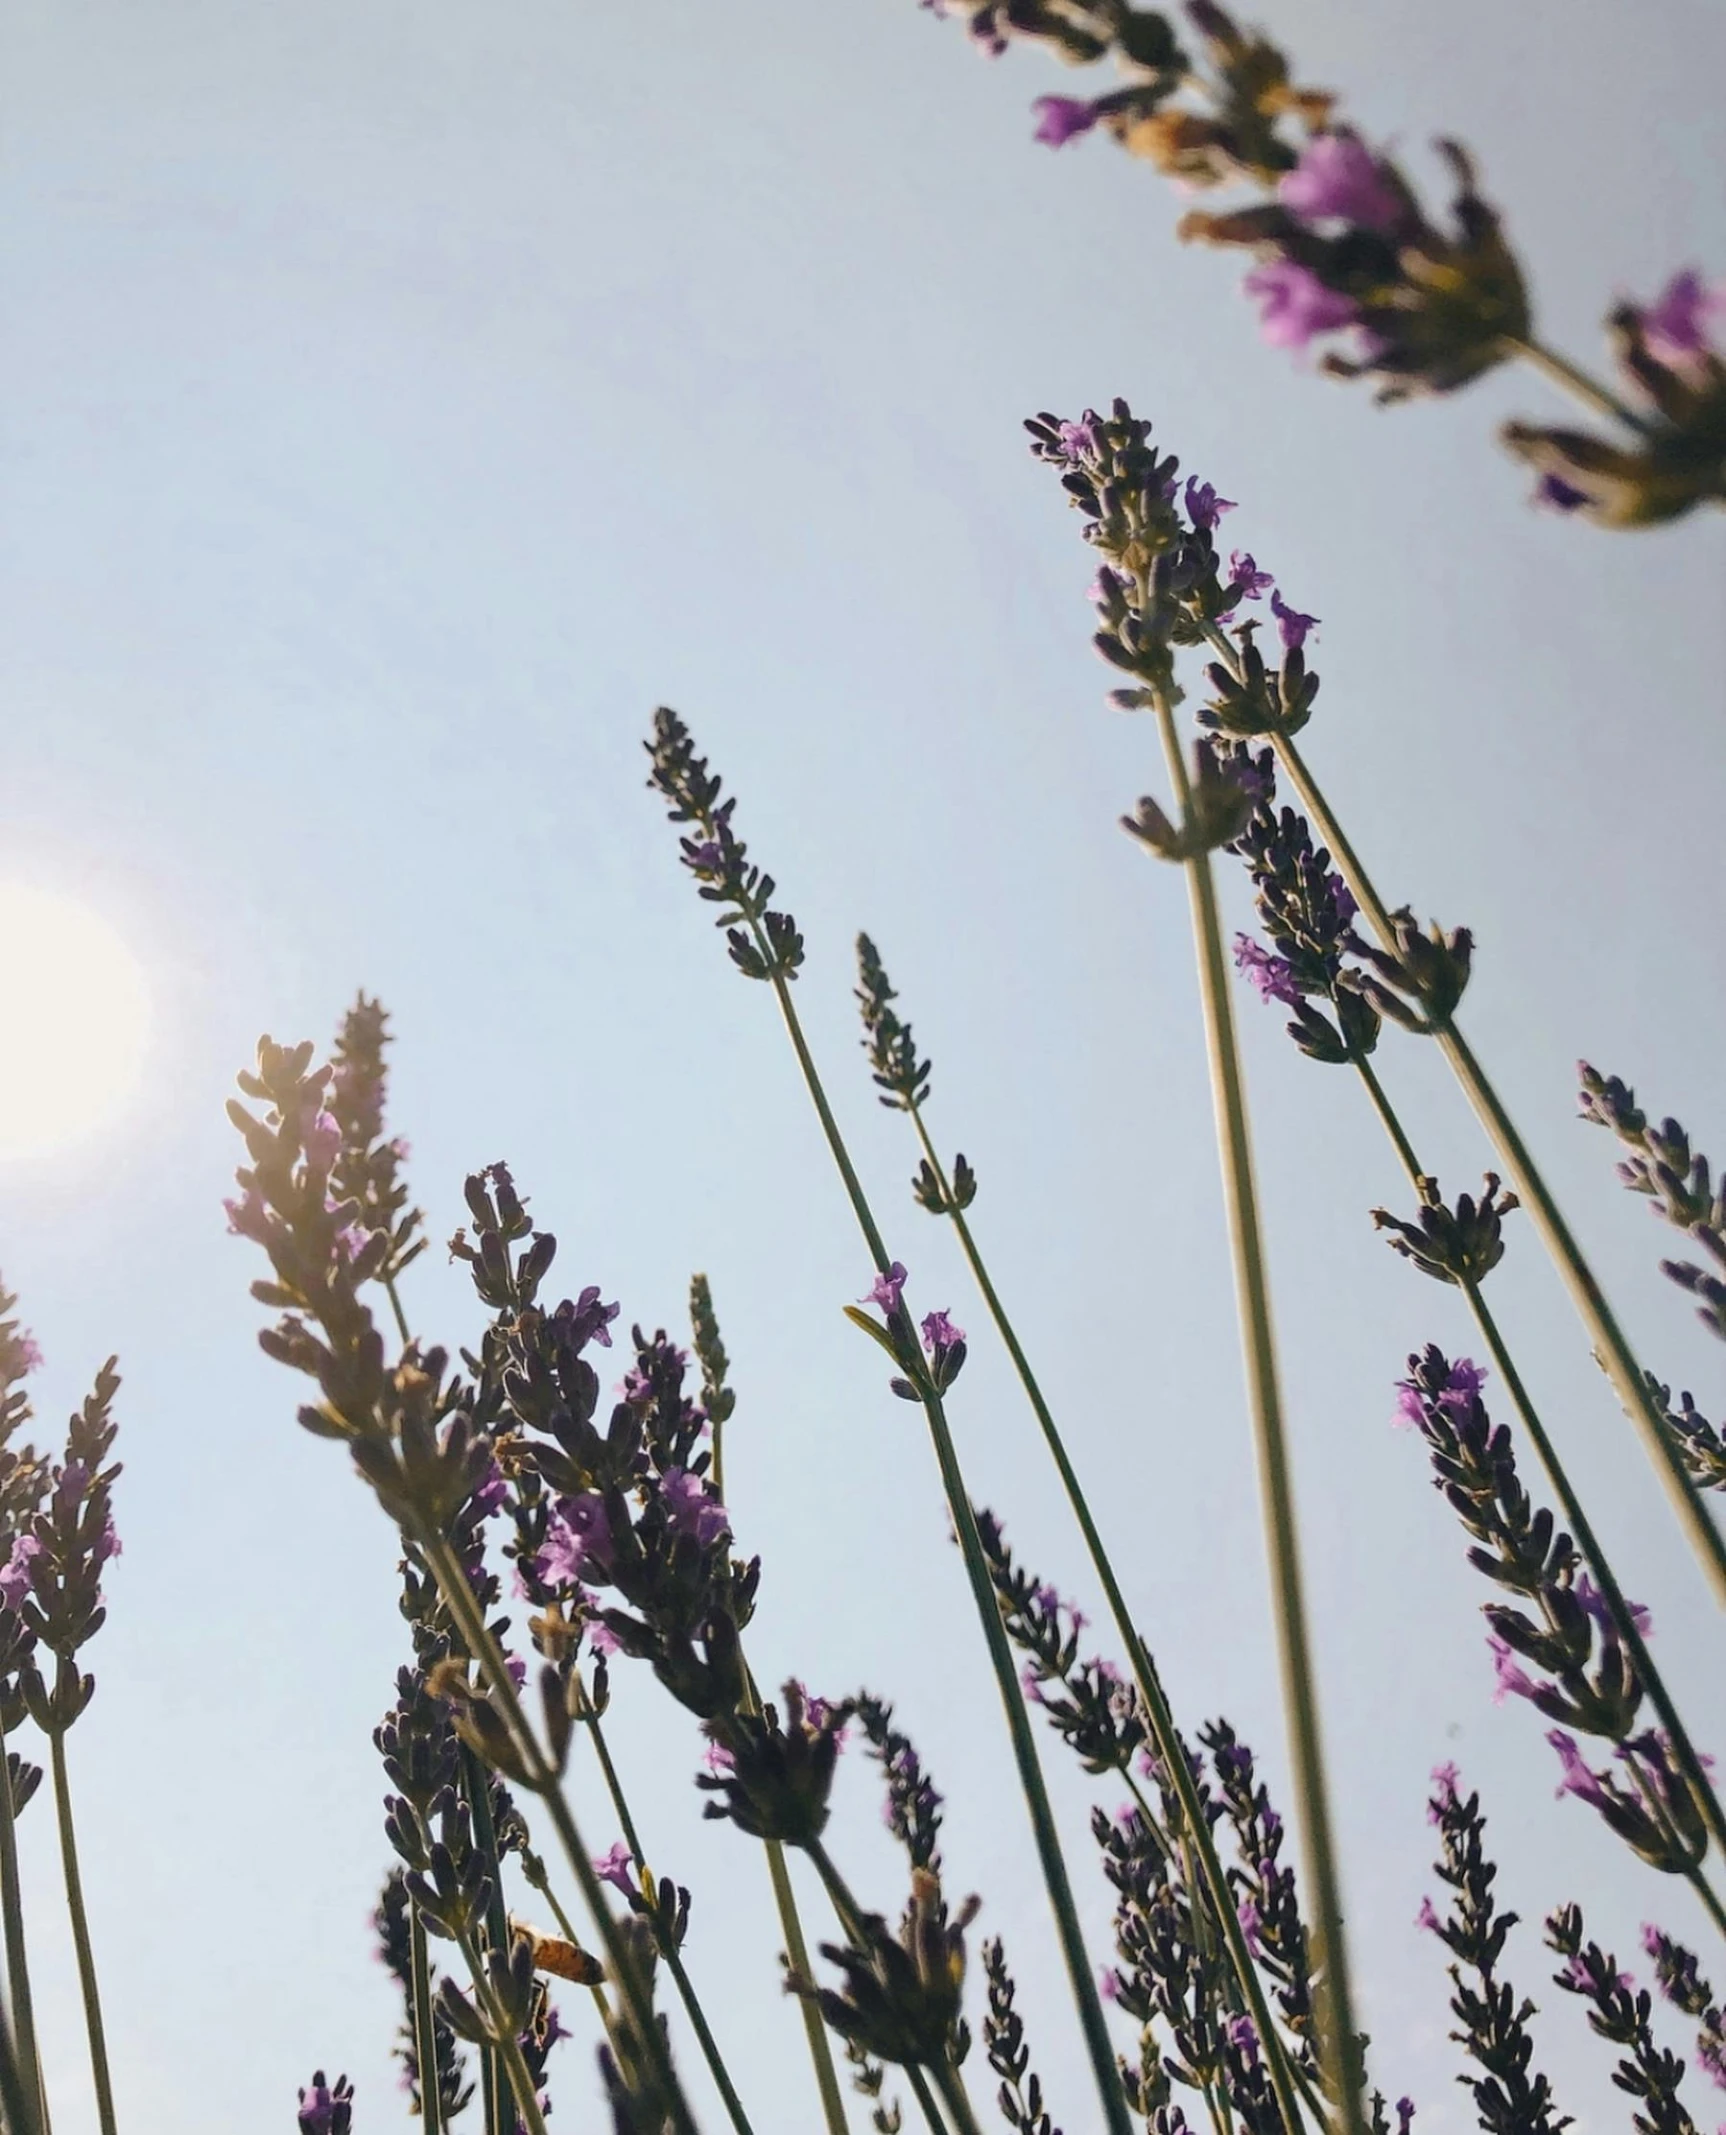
[{"xmin": 918, "ymin": 0, "xmax": 1726, "ymax": 526}]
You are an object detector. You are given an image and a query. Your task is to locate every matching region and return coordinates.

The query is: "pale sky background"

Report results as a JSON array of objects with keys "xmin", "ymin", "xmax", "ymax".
[{"xmin": 2, "ymin": 4, "xmax": 1725, "ymax": 2131}]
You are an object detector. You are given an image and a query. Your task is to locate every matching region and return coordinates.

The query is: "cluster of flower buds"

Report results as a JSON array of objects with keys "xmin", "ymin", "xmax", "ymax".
[
  {"xmin": 1372, "ymin": 1174, "xmax": 1519, "ymax": 1288},
  {"xmin": 981, "ymin": 1937, "xmax": 1061, "ymax": 2135},
  {"xmin": 973, "ymin": 1510, "xmax": 1143, "ymax": 1775},
  {"xmin": 1417, "ymin": 1766, "xmax": 1565, "ymax": 2135},
  {"xmin": 1579, "ymin": 1064, "xmax": 1726, "ymax": 1342},
  {"xmin": 1545, "ymin": 1904, "xmax": 1698, "ymax": 2125},
  {"xmin": 1395, "ymin": 1351, "xmax": 1706, "ymax": 1874},
  {"xmin": 1504, "ymin": 278, "xmax": 1726, "ymax": 527},
  {"xmin": 1644, "ymin": 1379, "xmax": 1726, "ymax": 1495},
  {"xmin": 647, "ymin": 707, "xmax": 806, "ymax": 984},
  {"xmin": 1641, "ymin": 1923, "xmax": 1726, "ymax": 2093},
  {"xmin": 697, "ymin": 1680, "xmax": 852, "ymax": 1847},
  {"xmin": 789, "ymin": 1867, "xmax": 979, "ymax": 2072},
  {"xmin": 296, "ymin": 2070, "xmax": 354, "ymax": 2135},
  {"xmin": 855, "ymin": 1693, "xmax": 945, "ymax": 1876},
  {"xmin": 1199, "ymin": 1720, "xmax": 1314, "ymax": 2059},
  {"xmin": 374, "ymin": 1868, "xmax": 476, "ymax": 2121}
]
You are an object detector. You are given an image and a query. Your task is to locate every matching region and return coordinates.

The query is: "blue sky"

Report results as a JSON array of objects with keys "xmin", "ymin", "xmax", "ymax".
[{"xmin": 2, "ymin": 3, "xmax": 1724, "ymax": 2130}]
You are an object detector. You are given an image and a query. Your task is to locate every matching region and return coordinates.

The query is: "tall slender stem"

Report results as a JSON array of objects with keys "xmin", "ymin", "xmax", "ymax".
[
  {"xmin": 1152, "ymin": 692, "xmax": 1365, "ymax": 2135},
  {"xmin": 761, "ymin": 1839, "xmax": 851, "ymax": 2135},
  {"xmin": 1350, "ymin": 1050, "xmax": 1726, "ymax": 1869},
  {"xmin": 0, "ymin": 1996, "xmax": 42, "ymax": 2135},
  {"xmin": 48, "ymin": 1730, "xmax": 115, "ymax": 2135},
  {"xmin": 461, "ymin": 1744, "xmax": 513, "ymax": 2135},
  {"xmin": 419, "ymin": 1535, "xmax": 702, "ymax": 2135},
  {"xmin": 928, "ymin": 2062, "xmax": 988, "ymax": 2135},
  {"xmin": 906, "ymin": 1113, "xmax": 1317, "ymax": 2134},
  {"xmin": 0, "ymin": 1717, "xmax": 47, "ymax": 2135},
  {"xmin": 581, "ymin": 1700, "xmax": 759, "ymax": 2135},
  {"xmin": 409, "ymin": 1901, "xmax": 446, "ymax": 2135},
  {"xmin": 759, "ymin": 960, "xmax": 1134, "ymax": 2135},
  {"xmin": 1267, "ymin": 728, "xmax": 1726, "ymax": 1608}
]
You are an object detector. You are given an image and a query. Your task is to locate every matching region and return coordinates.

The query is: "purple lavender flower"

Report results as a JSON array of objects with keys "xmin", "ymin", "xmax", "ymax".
[
  {"xmin": 297, "ymin": 2072, "xmax": 354, "ymax": 2135},
  {"xmin": 703, "ymin": 1740, "xmax": 735, "ymax": 1777},
  {"xmin": 1575, "ymin": 1574, "xmax": 1652, "ymax": 1642},
  {"xmin": 1243, "ymin": 260, "xmax": 1360, "ymax": 350},
  {"xmin": 1225, "ymin": 2014, "xmax": 1260, "ymax": 2066},
  {"xmin": 505, "ymin": 1653, "xmax": 527, "ymax": 1691},
  {"xmin": 94, "ymin": 1512, "xmax": 121, "ymax": 1569},
  {"xmin": 685, "ymin": 839, "xmax": 725, "ymax": 873},
  {"xmin": 1224, "ymin": 550, "xmax": 1275, "ymax": 604},
  {"xmin": 1184, "ymin": 477, "xmax": 1236, "ymax": 531},
  {"xmin": 660, "ymin": 1466, "xmax": 730, "ymax": 1549},
  {"xmin": 1270, "ymin": 590, "xmax": 1319, "ymax": 651},
  {"xmin": 593, "ymin": 1842, "xmax": 636, "ymax": 1898},
  {"xmin": 1058, "ymin": 411, "xmax": 1102, "ymax": 461},
  {"xmin": 222, "ymin": 1188, "xmax": 273, "ymax": 1244},
  {"xmin": 0, "ymin": 1533, "xmax": 41, "ymax": 1612},
  {"xmin": 1237, "ymin": 1894, "xmax": 1265, "ymax": 1957},
  {"xmin": 304, "ymin": 1109, "xmax": 342, "ymax": 1174},
  {"xmin": 536, "ymin": 1492, "xmax": 614, "ymax": 1585},
  {"xmin": 1099, "ymin": 1966, "xmax": 1120, "ymax": 2002},
  {"xmin": 920, "ymin": 1310, "xmax": 964, "ymax": 1371},
  {"xmin": 1427, "ymin": 1762, "xmax": 1460, "ymax": 1822},
  {"xmin": 1636, "ymin": 269, "xmax": 1726, "ymax": 373},
  {"xmin": 1032, "ymin": 96, "xmax": 1101, "ymax": 148},
  {"xmin": 469, "ymin": 1459, "xmax": 508, "ymax": 1522},
  {"xmin": 1487, "ymin": 1633, "xmax": 1538, "ymax": 1706},
  {"xmin": 1548, "ymin": 1728, "xmax": 1613, "ymax": 1812},
  {"xmin": 1277, "ymin": 133, "xmax": 1404, "ymax": 235},
  {"xmin": 1416, "ymin": 1895, "xmax": 1442, "ymax": 1934},
  {"xmin": 563, "ymin": 1284, "xmax": 619, "ymax": 1351},
  {"xmin": 1232, "ymin": 933, "xmax": 1302, "ymax": 1007},
  {"xmin": 862, "ymin": 1262, "xmax": 908, "ymax": 1315}
]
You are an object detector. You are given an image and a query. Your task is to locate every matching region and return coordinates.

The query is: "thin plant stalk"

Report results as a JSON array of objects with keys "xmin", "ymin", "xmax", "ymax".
[
  {"xmin": 462, "ymin": 1743, "xmax": 515, "ymax": 2135},
  {"xmin": 48, "ymin": 1728, "xmax": 116, "ymax": 2135},
  {"xmin": 929, "ymin": 2062, "xmax": 988, "ymax": 2135},
  {"xmin": 419, "ymin": 1534, "xmax": 702, "ymax": 2135},
  {"xmin": 454, "ymin": 1923, "xmax": 552, "ymax": 2135},
  {"xmin": 755, "ymin": 947, "xmax": 1134, "ymax": 2135},
  {"xmin": 0, "ymin": 1994, "xmax": 41, "ymax": 2135},
  {"xmin": 1226, "ymin": 678, "xmax": 1726, "ymax": 1608},
  {"xmin": 1152, "ymin": 687, "xmax": 1366, "ymax": 2135},
  {"xmin": 0, "ymin": 1715, "xmax": 47, "ymax": 2135},
  {"xmin": 409, "ymin": 1902, "xmax": 446, "ymax": 2135},
  {"xmin": 905, "ymin": 1114, "xmax": 1317, "ymax": 2135},
  {"xmin": 1501, "ymin": 335, "xmax": 1646, "ymax": 432},
  {"xmin": 580, "ymin": 1696, "xmax": 759, "ymax": 2135},
  {"xmin": 1348, "ymin": 1048, "xmax": 1726, "ymax": 1876},
  {"xmin": 762, "ymin": 1839, "xmax": 849, "ymax": 2135}
]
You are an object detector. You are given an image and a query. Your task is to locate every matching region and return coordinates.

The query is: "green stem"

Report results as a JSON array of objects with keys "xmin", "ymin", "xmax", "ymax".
[
  {"xmin": 454, "ymin": 1924, "xmax": 551, "ymax": 2135},
  {"xmin": 48, "ymin": 1729, "xmax": 115, "ymax": 2135},
  {"xmin": 0, "ymin": 1996, "xmax": 41, "ymax": 2135},
  {"xmin": 928, "ymin": 2062, "xmax": 988, "ymax": 2135},
  {"xmin": 908, "ymin": 1112, "xmax": 1318, "ymax": 2135},
  {"xmin": 763, "ymin": 1834, "xmax": 850, "ymax": 2135},
  {"xmin": 0, "ymin": 1716, "xmax": 47, "ymax": 2135},
  {"xmin": 1269, "ymin": 730, "xmax": 1726, "ymax": 1609},
  {"xmin": 461, "ymin": 1744, "xmax": 513, "ymax": 2135},
  {"xmin": 760, "ymin": 963, "xmax": 1134, "ymax": 2135},
  {"xmin": 410, "ymin": 1901, "xmax": 446, "ymax": 2135},
  {"xmin": 1502, "ymin": 334, "xmax": 1646, "ymax": 431},
  {"xmin": 1687, "ymin": 1865, "xmax": 1726, "ymax": 1945},
  {"xmin": 419, "ymin": 1536, "xmax": 701, "ymax": 2135},
  {"xmin": 1350, "ymin": 1049, "xmax": 1726, "ymax": 1868},
  {"xmin": 1153, "ymin": 692, "xmax": 1365, "ymax": 2135},
  {"xmin": 581, "ymin": 1701, "xmax": 758, "ymax": 2135}
]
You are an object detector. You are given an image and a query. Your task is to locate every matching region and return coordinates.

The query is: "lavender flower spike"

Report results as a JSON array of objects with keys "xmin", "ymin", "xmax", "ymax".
[{"xmin": 1032, "ymin": 96, "xmax": 1101, "ymax": 148}]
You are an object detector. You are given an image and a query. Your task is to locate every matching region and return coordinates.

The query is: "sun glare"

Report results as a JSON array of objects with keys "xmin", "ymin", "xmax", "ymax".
[{"xmin": 0, "ymin": 883, "xmax": 150, "ymax": 1162}]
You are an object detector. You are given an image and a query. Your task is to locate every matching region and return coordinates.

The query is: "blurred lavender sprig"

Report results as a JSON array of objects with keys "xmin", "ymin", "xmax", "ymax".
[
  {"xmin": 1643, "ymin": 1925, "xmax": 1726, "ymax": 2097},
  {"xmin": 921, "ymin": 0, "xmax": 1726, "ymax": 525}
]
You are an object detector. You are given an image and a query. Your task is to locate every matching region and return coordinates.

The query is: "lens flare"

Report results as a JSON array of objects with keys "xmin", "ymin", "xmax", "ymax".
[{"xmin": 0, "ymin": 884, "xmax": 150, "ymax": 1161}]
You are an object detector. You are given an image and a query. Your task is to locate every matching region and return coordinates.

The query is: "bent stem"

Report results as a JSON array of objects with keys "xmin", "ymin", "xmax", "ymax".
[
  {"xmin": 1349, "ymin": 1049, "xmax": 1726, "ymax": 1872},
  {"xmin": 905, "ymin": 1114, "xmax": 1317, "ymax": 2135},
  {"xmin": 1502, "ymin": 334, "xmax": 1646, "ymax": 433},
  {"xmin": 48, "ymin": 1728, "xmax": 115, "ymax": 2135},
  {"xmin": 580, "ymin": 1698, "xmax": 759, "ymax": 2135},
  {"xmin": 756, "ymin": 954, "xmax": 1133, "ymax": 2135},
  {"xmin": 0, "ymin": 1716, "xmax": 46, "ymax": 2135},
  {"xmin": 409, "ymin": 1902, "xmax": 446, "ymax": 2135},
  {"xmin": 1152, "ymin": 689, "xmax": 1366, "ymax": 2135},
  {"xmin": 418, "ymin": 1534, "xmax": 701, "ymax": 2135},
  {"xmin": 1265, "ymin": 725, "xmax": 1726, "ymax": 1610}
]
